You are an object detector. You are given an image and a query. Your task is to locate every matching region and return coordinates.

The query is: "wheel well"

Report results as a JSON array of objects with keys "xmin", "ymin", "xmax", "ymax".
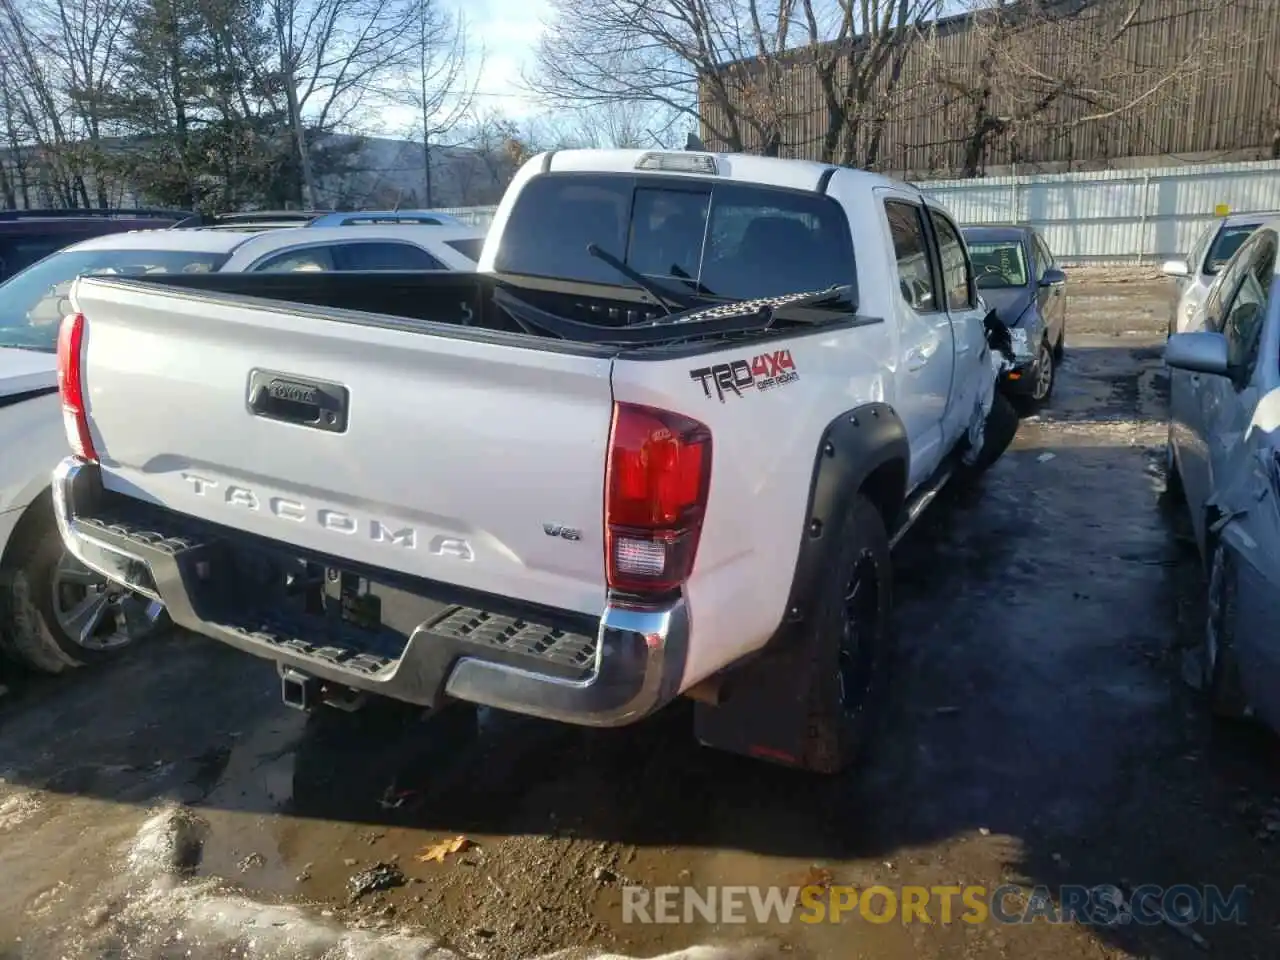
[
  {"xmin": 0, "ymin": 488, "xmax": 54, "ymax": 573},
  {"xmin": 860, "ymin": 459, "xmax": 907, "ymax": 532}
]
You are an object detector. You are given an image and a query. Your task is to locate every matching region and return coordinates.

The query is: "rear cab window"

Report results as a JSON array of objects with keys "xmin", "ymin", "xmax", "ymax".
[
  {"xmin": 883, "ymin": 200, "xmax": 940, "ymax": 312},
  {"xmin": 493, "ymin": 173, "xmax": 855, "ymax": 303}
]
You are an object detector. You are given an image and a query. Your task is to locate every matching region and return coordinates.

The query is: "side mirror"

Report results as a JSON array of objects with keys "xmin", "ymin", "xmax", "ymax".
[
  {"xmin": 1039, "ymin": 267, "xmax": 1067, "ymax": 287},
  {"xmin": 1160, "ymin": 258, "xmax": 1191, "ymax": 278},
  {"xmin": 1165, "ymin": 331, "xmax": 1229, "ymax": 376}
]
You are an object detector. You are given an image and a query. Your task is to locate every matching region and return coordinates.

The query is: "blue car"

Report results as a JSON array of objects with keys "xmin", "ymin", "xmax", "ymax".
[{"xmin": 962, "ymin": 224, "xmax": 1068, "ymax": 412}]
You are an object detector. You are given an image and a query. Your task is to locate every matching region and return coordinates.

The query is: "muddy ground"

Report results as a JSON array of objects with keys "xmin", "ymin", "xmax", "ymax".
[{"xmin": 2, "ymin": 269, "xmax": 1280, "ymax": 960}]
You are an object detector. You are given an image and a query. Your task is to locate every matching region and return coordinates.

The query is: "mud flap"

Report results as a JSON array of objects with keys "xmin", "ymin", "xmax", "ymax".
[{"xmin": 692, "ymin": 646, "xmax": 814, "ymax": 767}]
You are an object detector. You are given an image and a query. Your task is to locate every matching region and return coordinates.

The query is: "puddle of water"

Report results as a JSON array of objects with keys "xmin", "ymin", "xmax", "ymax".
[{"xmin": 11, "ymin": 803, "xmax": 785, "ymax": 960}]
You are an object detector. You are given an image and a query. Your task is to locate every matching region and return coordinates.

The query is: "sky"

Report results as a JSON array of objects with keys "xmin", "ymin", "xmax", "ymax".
[{"xmin": 462, "ymin": 0, "xmax": 552, "ymax": 119}]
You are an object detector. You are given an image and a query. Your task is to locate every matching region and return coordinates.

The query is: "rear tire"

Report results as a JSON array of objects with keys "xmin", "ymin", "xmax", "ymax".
[
  {"xmin": 0, "ymin": 497, "xmax": 169, "ymax": 674},
  {"xmin": 799, "ymin": 494, "xmax": 893, "ymax": 774}
]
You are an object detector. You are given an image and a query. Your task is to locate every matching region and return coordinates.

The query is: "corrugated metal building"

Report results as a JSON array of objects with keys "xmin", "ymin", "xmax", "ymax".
[
  {"xmin": 699, "ymin": 0, "xmax": 1280, "ymax": 178},
  {"xmin": 919, "ymin": 158, "xmax": 1280, "ymax": 263}
]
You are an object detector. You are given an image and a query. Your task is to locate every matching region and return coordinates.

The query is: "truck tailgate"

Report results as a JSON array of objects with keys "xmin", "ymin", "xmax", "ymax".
[{"xmin": 72, "ymin": 277, "xmax": 614, "ymax": 615}]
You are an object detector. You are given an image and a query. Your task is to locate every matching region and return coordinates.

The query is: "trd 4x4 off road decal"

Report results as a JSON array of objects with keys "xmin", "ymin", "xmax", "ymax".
[{"xmin": 689, "ymin": 349, "xmax": 799, "ymax": 402}]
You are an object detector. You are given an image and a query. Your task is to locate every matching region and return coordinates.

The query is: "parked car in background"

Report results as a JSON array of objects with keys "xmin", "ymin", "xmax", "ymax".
[
  {"xmin": 0, "ymin": 219, "xmax": 484, "ymax": 675},
  {"xmin": 1161, "ymin": 211, "xmax": 1280, "ymax": 337},
  {"xmin": 1164, "ymin": 216, "xmax": 1280, "ymax": 733},
  {"xmin": 0, "ymin": 208, "xmax": 192, "ymax": 283},
  {"xmin": 216, "ymin": 223, "xmax": 485, "ymax": 272},
  {"xmin": 962, "ymin": 224, "xmax": 1068, "ymax": 412}
]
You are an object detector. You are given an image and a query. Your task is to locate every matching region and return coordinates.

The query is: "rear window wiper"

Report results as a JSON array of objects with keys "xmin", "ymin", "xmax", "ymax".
[{"xmin": 585, "ymin": 243, "xmax": 700, "ymax": 313}]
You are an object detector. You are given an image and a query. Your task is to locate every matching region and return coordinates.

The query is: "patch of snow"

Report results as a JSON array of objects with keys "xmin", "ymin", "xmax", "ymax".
[{"xmin": 0, "ymin": 791, "xmax": 43, "ymax": 830}]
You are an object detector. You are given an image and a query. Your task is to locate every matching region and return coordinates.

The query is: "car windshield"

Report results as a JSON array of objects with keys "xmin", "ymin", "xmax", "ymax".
[
  {"xmin": 0, "ymin": 248, "xmax": 229, "ymax": 352},
  {"xmin": 493, "ymin": 172, "xmax": 855, "ymax": 301},
  {"xmin": 1205, "ymin": 224, "xmax": 1260, "ymax": 274},
  {"xmin": 966, "ymin": 240, "xmax": 1029, "ymax": 288}
]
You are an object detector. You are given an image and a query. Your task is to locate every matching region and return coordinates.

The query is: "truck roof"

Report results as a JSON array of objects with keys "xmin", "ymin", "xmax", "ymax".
[{"xmin": 542, "ymin": 148, "xmax": 922, "ymax": 198}]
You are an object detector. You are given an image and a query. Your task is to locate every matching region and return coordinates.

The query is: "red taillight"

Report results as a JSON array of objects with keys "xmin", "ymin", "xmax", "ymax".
[
  {"xmin": 57, "ymin": 312, "xmax": 97, "ymax": 462},
  {"xmin": 605, "ymin": 402, "xmax": 712, "ymax": 596}
]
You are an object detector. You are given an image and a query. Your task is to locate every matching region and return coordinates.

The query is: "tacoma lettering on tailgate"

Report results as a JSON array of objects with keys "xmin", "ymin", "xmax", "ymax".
[{"xmin": 180, "ymin": 472, "xmax": 418, "ymax": 549}]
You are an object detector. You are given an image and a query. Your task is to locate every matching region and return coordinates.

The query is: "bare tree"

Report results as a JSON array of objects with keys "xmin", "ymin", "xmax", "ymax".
[
  {"xmin": 0, "ymin": 42, "xmax": 33, "ymax": 207},
  {"xmin": 528, "ymin": 0, "xmax": 940, "ymax": 166},
  {"xmin": 393, "ymin": 1, "xmax": 479, "ymax": 207},
  {"xmin": 526, "ymin": 0, "xmax": 795, "ymax": 154},
  {"xmin": 0, "ymin": 0, "xmax": 93, "ymax": 205},
  {"xmin": 918, "ymin": 0, "xmax": 1252, "ymax": 176},
  {"xmin": 460, "ymin": 108, "xmax": 582, "ymax": 201},
  {"xmin": 45, "ymin": 0, "xmax": 131, "ymax": 205},
  {"xmin": 566, "ymin": 101, "xmax": 681, "ymax": 149},
  {"xmin": 262, "ymin": 0, "xmax": 426, "ymax": 205},
  {"xmin": 794, "ymin": 0, "xmax": 943, "ymax": 165}
]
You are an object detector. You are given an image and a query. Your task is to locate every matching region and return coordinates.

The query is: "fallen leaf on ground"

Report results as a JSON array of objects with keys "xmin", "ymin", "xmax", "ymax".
[
  {"xmin": 416, "ymin": 835, "xmax": 473, "ymax": 863},
  {"xmin": 799, "ymin": 865, "xmax": 834, "ymax": 889}
]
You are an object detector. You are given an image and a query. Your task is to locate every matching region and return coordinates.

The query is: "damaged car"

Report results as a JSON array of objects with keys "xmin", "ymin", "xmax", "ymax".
[
  {"xmin": 1165, "ymin": 216, "xmax": 1280, "ymax": 731},
  {"xmin": 962, "ymin": 224, "xmax": 1067, "ymax": 413}
]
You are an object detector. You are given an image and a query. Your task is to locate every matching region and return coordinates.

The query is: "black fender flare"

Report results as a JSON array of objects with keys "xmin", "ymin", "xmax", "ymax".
[
  {"xmin": 691, "ymin": 402, "xmax": 909, "ymax": 761},
  {"xmin": 775, "ymin": 401, "xmax": 909, "ymax": 637}
]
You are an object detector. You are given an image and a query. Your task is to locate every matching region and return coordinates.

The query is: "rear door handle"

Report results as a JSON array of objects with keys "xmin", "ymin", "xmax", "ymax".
[{"xmin": 247, "ymin": 369, "xmax": 350, "ymax": 433}]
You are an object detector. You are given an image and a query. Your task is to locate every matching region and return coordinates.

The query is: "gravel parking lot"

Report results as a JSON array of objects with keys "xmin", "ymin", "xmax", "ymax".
[{"xmin": 2, "ymin": 269, "xmax": 1279, "ymax": 960}]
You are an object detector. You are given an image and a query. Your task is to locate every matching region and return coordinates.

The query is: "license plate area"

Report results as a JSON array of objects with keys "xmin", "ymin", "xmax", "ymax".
[{"xmin": 323, "ymin": 569, "xmax": 383, "ymax": 632}]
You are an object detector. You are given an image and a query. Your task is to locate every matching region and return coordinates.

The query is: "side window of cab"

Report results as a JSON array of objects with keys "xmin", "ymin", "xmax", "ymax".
[
  {"xmin": 926, "ymin": 209, "xmax": 975, "ymax": 311},
  {"xmin": 884, "ymin": 199, "xmax": 941, "ymax": 313}
]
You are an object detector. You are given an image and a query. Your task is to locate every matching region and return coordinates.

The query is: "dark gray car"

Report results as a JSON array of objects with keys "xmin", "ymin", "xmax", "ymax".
[{"xmin": 962, "ymin": 224, "xmax": 1068, "ymax": 412}]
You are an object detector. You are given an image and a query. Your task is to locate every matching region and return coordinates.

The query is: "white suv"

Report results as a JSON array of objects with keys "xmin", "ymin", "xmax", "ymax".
[{"xmin": 0, "ymin": 221, "xmax": 484, "ymax": 674}]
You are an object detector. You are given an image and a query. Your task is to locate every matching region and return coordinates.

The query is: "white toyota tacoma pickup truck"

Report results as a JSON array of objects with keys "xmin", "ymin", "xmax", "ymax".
[{"xmin": 52, "ymin": 150, "xmax": 1016, "ymax": 772}]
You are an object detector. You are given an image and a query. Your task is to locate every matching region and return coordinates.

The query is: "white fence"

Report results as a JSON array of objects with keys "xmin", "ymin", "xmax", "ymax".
[
  {"xmin": 919, "ymin": 159, "xmax": 1280, "ymax": 265},
  {"xmin": 436, "ymin": 205, "xmax": 498, "ymax": 227},
  {"xmin": 440, "ymin": 158, "xmax": 1280, "ymax": 266}
]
